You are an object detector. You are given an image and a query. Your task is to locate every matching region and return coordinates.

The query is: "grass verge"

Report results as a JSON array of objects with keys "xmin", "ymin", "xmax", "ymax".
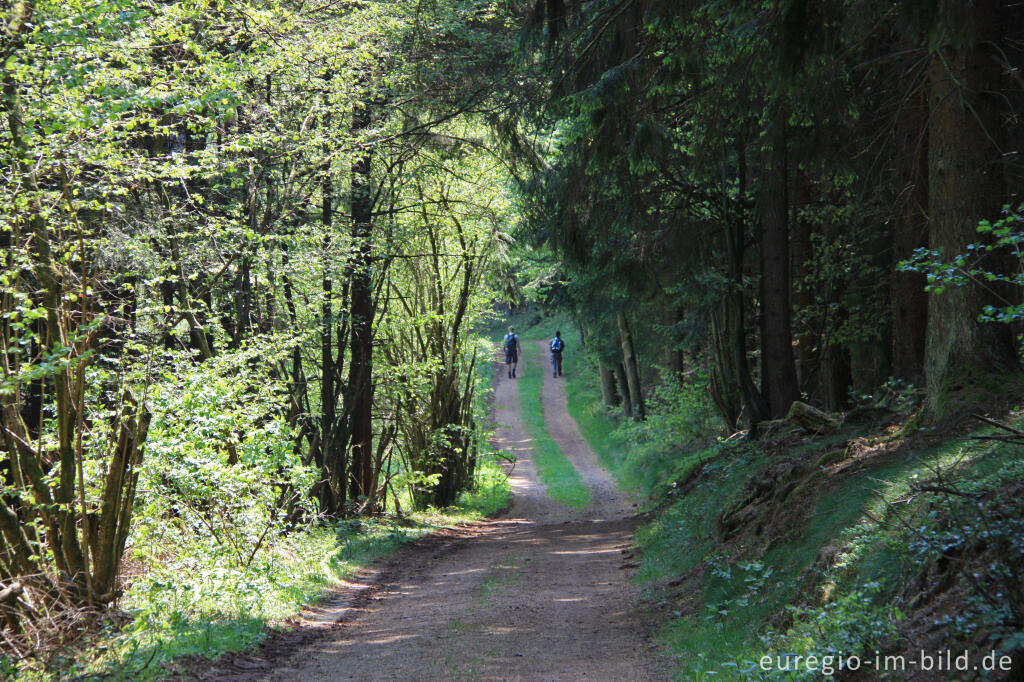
[
  {"xmin": 15, "ymin": 463, "xmax": 510, "ymax": 681},
  {"xmin": 515, "ymin": 339, "xmax": 591, "ymax": 509},
  {"xmin": 562, "ymin": 345, "xmax": 1024, "ymax": 680},
  {"xmin": 45, "ymin": 519, "xmax": 430, "ymax": 680}
]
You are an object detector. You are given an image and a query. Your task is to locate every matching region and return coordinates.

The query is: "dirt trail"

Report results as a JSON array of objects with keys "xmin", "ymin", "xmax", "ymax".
[{"xmin": 194, "ymin": 344, "xmax": 667, "ymax": 681}]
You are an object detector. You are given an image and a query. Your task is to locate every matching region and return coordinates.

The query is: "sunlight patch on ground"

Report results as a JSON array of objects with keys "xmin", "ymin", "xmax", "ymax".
[{"xmin": 549, "ymin": 547, "xmax": 620, "ymax": 556}]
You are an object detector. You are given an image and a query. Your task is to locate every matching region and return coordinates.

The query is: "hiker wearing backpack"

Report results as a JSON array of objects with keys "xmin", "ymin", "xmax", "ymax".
[
  {"xmin": 503, "ymin": 326, "xmax": 520, "ymax": 379},
  {"xmin": 550, "ymin": 330, "xmax": 565, "ymax": 378}
]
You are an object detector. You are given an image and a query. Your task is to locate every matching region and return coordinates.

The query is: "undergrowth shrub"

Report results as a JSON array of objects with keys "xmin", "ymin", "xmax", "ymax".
[
  {"xmin": 612, "ymin": 368, "xmax": 722, "ymax": 494},
  {"xmin": 762, "ymin": 584, "xmax": 902, "ymax": 680},
  {"xmin": 134, "ymin": 339, "xmax": 316, "ymax": 567},
  {"xmin": 97, "ymin": 339, "xmax": 323, "ymax": 675},
  {"xmin": 902, "ymin": 457, "xmax": 1024, "ymax": 657}
]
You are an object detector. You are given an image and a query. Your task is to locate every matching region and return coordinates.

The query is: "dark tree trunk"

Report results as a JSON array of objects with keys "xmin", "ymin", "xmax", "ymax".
[
  {"xmin": 708, "ymin": 303, "xmax": 741, "ymax": 431},
  {"xmin": 758, "ymin": 116, "xmax": 800, "ymax": 418},
  {"xmin": 662, "ymin": 306, "xmax": 684, "ymax": 380},
  {"xmin": 599, "ymin": 360, "xmax": 621, "ymax": 408},
  {"xmin": 722, "ymin": 226, "xmax": 769, "ymax": 429},
  {"xmin": 790, "ymin": 174, "xmax": 816, "ymax": 394},
  {"xmin": 891, "ymin": 82, "xmax": 929, "ymax": 384},
  {"xmin": 821, "ymin": 344, "xmax": 852, "ymax": 412},
  {"xmin": 850, "ymin": 222, "xmax": 893, "ymax": 395},
  {"xmin": 924, "ymin": 0, "xmax": 1020, "ymax": 417},
  {"xmin": 616, "ymin": 362, "xmax": 633, "ymax": 420},
  {"xmin": 319, "ymin": 170, "xmax": 342, "ymax": 516},
  {"xmin": 347, "ymin": 101, "xmax": 376, "ymax": 502},
  {"xmin": 161, "ymin": 279, "xmax": 176, "ymax": 350},
  {"xmin": 720, "ymin": 137, "xmax": 770, "ymax": 430},
  {"xmin": 233, "ymin": 176, "xmax": 258, "ymax": 346},
  {"xmin": 234, "ymin": 255, "xmax": 252, "ymax": 347}
]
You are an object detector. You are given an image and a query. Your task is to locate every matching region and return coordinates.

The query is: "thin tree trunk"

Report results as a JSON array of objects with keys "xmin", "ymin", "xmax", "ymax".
[
  {"xmin": 790, "ymin": 174, "xmax": 816, "ymax": 394},
  {"xmin": 708, "ymin": 304, "xmax": 741, "ymax": 431},
  {"xmin": 160, "ymin": 279, "xmax": 176, "ymax": 350},
  {"xmin": 723, "ymin": 142, "xmax": 769, "ymax": 428},
  {"xmin": 319, "ymin": 168, "xmax": 340, "ymax": 516},
  {"xmin": 891, "ymin": 83, "xmax": 929, "ymax": 384},
  {"xmin": 235, "ymin": 256, "xmax": 252, "ymax": 346},
  {"xmin": 616, "ymin": 362, "xmax": 633, "ymax": 420},
  {"xmin": 662, "ymin": 307, "xmax": 684, "ymax": 380},
  {"xmin": 2, "ymin": 46, "xmax": 149, "ymax": 603},
  {"xmin": 617, "ymin": 311, "xmax": 645, "ymax": 420}
]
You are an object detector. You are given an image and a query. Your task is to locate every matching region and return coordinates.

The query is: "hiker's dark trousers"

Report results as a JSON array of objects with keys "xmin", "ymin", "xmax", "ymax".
[{"xmin": 550, "ymin": 352, "xmax": 562, "ymax": 376}]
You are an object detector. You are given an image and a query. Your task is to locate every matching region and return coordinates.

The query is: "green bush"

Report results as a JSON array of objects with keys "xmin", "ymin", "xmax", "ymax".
[
  {"xmin": 611, "ymin": 368, "xmax": 722, "ymax": 496},
  {"xmin": 133, "ymin": 339, "xmax": 316, "ymax": 568},
  {"xmin": 80, "ymin": 339, "xmax": 325, "ymax": 677},
  {"xmin": 761, "ymin": 584, "xmax": 902, "ymax": 681}
]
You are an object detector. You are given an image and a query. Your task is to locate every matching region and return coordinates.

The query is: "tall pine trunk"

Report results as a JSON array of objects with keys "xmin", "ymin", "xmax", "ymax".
[
  {"xmin": 891, "ymin": 77, "xmax": 929, "ymax": 384},
  {"xmin": 758, "ymin": 115, "xmax": 800, "ymax": 419},
  {"xmin": 924, "ymin": 0, "xmax": 1019, "ymax": 417},
  {"xmin": 726, "ymin": 224, "xmax": 769, "ymax": 429},
  {"xmin": 790, "ymin": 174, "xmax": 816, "ymax": 395},
  {"xmin": 708, "ymin": 303, "xmax": 741, "ymax": 431},
  {"xmin": 722, "ymin": 140, "xmax": 769, "ymax": 430},
  {"xmin": 599, "ymin": 360, "xmax": 621, "ymax": 408}
]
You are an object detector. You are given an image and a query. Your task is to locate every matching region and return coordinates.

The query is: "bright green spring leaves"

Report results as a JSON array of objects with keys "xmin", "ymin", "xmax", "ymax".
[
  {"xmin": 134, "ymin": 341, "xmax": 316, "ymax": 570},
  {"xmin": 3, "ymin": 0, "xmax": 518, "ymax": 675},
  {"xmin": 901, "ymin": 205, "xmax": 1024, "ymax": 324}
]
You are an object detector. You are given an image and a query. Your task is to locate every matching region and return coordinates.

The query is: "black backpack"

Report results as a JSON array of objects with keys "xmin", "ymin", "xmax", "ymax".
[{"xmin": 504, "ymin": 333, "xmax": 517, "ymax": 351}]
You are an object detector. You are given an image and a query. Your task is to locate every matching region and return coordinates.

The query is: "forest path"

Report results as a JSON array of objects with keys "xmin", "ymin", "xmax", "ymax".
[{"xmin": 194, "ymin": 344, "xmax": 667, "ymax": 681}]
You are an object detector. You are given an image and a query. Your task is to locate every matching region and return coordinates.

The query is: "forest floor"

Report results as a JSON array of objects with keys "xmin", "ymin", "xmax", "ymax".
[{"xmin": 186, "ymin": 340, "xmax": 669, "ymax": 681}]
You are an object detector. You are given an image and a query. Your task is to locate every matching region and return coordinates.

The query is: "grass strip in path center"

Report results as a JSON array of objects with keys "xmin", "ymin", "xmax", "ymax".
[{"xmin": 516, "ymin": 339, "xmax": 591, "ymax": 509}]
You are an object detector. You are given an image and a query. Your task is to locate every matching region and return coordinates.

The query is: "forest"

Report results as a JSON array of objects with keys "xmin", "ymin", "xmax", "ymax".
[{"xmin": 3, "ymin": 0, "xmax": 1024, "ymax": 679}]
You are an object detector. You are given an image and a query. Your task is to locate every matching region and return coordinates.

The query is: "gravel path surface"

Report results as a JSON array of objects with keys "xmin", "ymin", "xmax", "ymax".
[{"xmin": 191, "ymin": 343, "xmax": 668, "ymax": 681}]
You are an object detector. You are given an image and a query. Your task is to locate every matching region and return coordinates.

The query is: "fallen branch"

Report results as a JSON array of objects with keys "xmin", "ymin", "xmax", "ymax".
[
  {"xmin": 968, "ymin": 434, "xmax": 1024, "ymax": 444},
  {"xmin": 971, "ymin": 414, "xmax": 1024, "ymax": 436},
  {"xmin": 911, "ymin": 485, "xmax": 983, "ymax": 499},
  {"xmin": 0, "ymin": 582, "xmax": 23, "ymax": 604}
]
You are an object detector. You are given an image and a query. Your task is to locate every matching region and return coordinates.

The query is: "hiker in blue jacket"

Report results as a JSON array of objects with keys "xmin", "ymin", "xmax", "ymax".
[
  {"xmin": 503, "ymin": 326, "xmax": 520, "ymax": 379},
  {"xmin": 550, "ymin": 330, "xmax": 565, "ymax": 378}
]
